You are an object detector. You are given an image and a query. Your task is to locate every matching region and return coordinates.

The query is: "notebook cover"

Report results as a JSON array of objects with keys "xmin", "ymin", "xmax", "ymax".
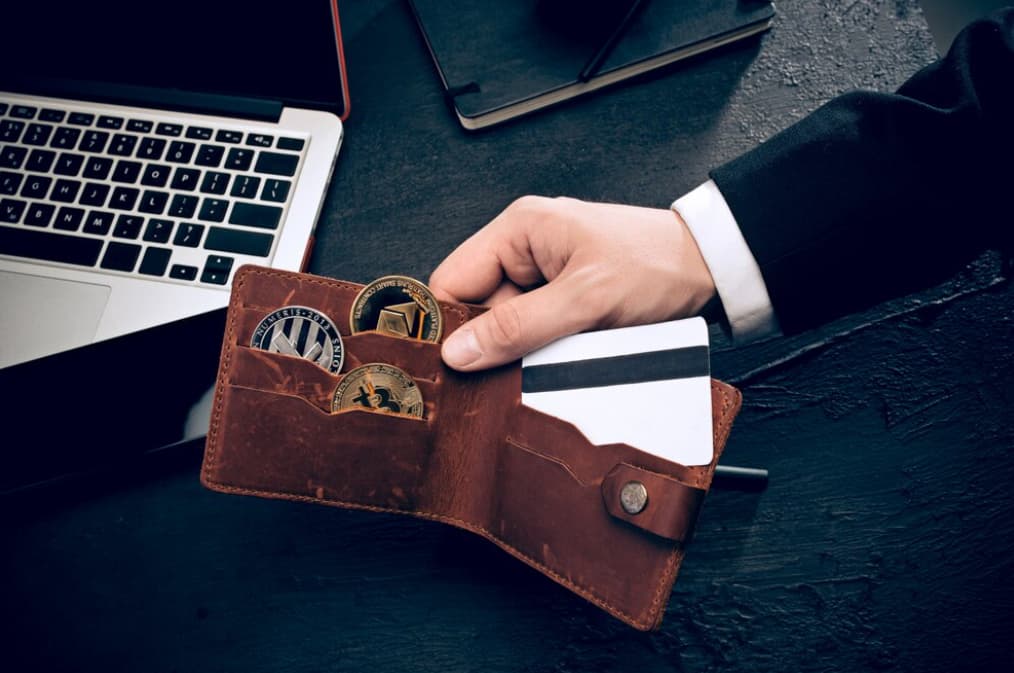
[{"xmin": 409, "ymin": 0, "xmax": 775, "ymax": 128}]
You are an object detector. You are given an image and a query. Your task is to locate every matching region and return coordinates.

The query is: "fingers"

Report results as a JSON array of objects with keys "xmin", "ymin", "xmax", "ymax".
[
  {"xmin": 441, "ymin": 274, "xmax": 593, "ymax": 371},
  {"xmin": 429, "ymin": 196, "xmax": 565, "ymax": 304}
]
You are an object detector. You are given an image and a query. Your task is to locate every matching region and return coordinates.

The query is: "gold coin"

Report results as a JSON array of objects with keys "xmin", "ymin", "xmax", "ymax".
[
  {"xmin": 331, "ymin": 363, "xmax": 425, "ymax": 418},
  {"xmin": 349, "ymin": 275, "xmax": 443, "ymax": 342}
]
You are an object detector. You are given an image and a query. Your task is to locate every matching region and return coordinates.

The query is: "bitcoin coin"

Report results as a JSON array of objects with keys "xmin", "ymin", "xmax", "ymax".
[
  {"xmin": 349, "ymin": 275, "xmax": 443, "ymax": 342},
  {"xmin": 331, "ymin": 363, "xmax": 425, "ymax": 418},
  {"xmin": 250, "ymin": 305, "xmax": 345, "ymax": 374}
]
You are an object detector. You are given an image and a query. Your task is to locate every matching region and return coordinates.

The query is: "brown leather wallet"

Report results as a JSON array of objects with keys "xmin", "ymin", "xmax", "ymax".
[{"xmin": 201, "ymin": 265, "xmax": 743, "ymax": 630}]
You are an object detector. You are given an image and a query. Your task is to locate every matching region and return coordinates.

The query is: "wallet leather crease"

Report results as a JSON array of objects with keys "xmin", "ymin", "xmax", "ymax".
[{"xmin": 201, "ymin": 265, "xmax": 743, "ymax": 631}]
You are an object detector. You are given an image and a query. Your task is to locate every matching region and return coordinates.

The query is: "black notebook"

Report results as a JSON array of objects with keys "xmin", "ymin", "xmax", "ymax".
[{"xmin": 409, "ymin": 0, "xmax": 775, "ymax": 130}]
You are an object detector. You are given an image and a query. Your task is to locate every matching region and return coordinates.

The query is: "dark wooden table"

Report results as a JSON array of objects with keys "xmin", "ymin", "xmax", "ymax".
[{"xmin": 5, "ymin": 1, "xmax": 1013, "ymax": 671}]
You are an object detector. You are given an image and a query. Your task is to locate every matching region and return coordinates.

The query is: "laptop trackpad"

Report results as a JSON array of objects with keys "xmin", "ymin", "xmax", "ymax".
[{"xmin": 0, "ymin": 271, "xmax": 110, "ymax": 367}]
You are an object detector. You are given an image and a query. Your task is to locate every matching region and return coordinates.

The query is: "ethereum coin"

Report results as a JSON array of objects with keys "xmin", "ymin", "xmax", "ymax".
[
  {"xmin": 349, "ymin": 275, "xmax": 443, "ymax": 342},
  {"xmin": 250, "ymin": 305, "xmax": 345, "ymax": 374},
  {"xmin": 331, "ymin": 363, "xmax": 424, "ymax": 418}
]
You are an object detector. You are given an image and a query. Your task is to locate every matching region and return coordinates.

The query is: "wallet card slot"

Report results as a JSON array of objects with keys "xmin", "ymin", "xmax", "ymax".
[
  {"xmin": 340, "ymin": 332, "xmax": 443, "ymax": 382},
  {"xmin": 228, "ymin": 345, "xmax": 438, "ymax": 416},
  {"xmin": 206, "ymin": 384, "xmax": 435, "ymax": 511}
]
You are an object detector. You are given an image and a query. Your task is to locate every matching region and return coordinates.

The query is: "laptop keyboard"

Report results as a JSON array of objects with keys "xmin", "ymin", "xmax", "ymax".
[{"xmin": 0, "ymin": 99, "xmax": 307, "ymax": 287}]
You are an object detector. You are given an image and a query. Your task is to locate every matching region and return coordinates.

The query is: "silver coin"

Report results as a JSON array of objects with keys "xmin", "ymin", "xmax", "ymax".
[{"xmin": 250, "ymin": 305, "xmax": 345, "ymax": 374}]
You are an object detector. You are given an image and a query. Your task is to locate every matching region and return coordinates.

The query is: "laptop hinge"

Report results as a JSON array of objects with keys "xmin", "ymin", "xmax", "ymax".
[{"xmin": 3, "ymin": 77, "xmax": 283, "ymax": 123}]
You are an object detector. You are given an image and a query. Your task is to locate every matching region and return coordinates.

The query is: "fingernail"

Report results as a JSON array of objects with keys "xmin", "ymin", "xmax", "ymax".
[{"xmin": 443, "ymin": 328, "xmax": 482, "ymax": 368}]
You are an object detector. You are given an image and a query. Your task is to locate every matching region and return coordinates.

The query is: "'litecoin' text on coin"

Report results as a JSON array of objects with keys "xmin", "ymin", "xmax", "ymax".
[
  {"xmin": 349, "ymin": 276, "xmax": 444, "ymax": 342},
  {"xmin": 331, "ymin": 363, "xmax": 425, "ymax": 418},
  {"xmin": 251, "ymin": 306, "xmax": 345, "ymax": 374}
]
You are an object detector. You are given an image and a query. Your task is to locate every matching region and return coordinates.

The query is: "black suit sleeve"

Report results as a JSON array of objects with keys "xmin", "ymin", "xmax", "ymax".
[{"xmin": 709, "ymin": 10, "xmax": 1014, "ymax": 335}]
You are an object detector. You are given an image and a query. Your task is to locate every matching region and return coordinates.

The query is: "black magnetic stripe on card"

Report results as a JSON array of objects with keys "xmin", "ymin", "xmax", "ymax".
[{"xmin": 521, "ymin": 345, "xmax": 710, "ymax": 393}]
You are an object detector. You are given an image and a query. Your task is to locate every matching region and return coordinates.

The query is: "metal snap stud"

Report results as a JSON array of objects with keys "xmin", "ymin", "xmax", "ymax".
[{"xmin": 619, "ymin": 481, "xmax": 648, "ymax": 515}]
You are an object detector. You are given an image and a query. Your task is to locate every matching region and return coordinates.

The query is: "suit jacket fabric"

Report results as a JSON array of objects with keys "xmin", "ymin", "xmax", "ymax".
[{"xmin": 710, "ymin": 10, "xmax": 1014, "ymax": 335}]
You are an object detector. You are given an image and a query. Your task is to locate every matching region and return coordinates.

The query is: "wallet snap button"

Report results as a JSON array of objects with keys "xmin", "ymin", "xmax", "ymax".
[{"xmin": 619, "ymin": 481, "xmax": 648, "ymax": 515}]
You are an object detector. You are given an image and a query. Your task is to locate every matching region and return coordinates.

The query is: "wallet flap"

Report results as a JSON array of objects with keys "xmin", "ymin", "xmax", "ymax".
[{"xmin": 600, "ymin": 463, "xmax": 706, "ymax": 542}]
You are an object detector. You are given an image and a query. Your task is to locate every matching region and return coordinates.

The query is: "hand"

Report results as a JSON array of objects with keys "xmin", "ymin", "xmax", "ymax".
[{"xmin": 429, "ymin": 196, "xmax": 716, "ymax": 371}]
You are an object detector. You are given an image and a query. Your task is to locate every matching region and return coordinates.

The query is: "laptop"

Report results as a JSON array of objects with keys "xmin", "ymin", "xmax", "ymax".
[
  {"xmin": 0, "ymin": 0, "xmax": 348, "ymax": 496},
  {"xmin": 0, "ymin": 0, "xmax": 348, "ymax": 368}
]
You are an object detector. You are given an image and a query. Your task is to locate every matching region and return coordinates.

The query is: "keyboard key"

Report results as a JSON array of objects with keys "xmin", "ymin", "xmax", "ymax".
[
  {"xmin": 68, "ymin": 112, "xmax": 95, "ymax": 126},
  {"xmin": 54, "ymin": 206, "xmax": 85, "ymax": 231},
  {"xmin": 228, "ymin": 202, "xmax": 282, "ymax": 230},
  {"xmin": 54, "ymin": 153, "xmax": 84, "ymax": 176},
  {"xmin": 11, "ymin": 105, "xmax": 37, "ymax": 119},
  {"xmin": 51, "ymin": 179, "xmax": 81, "ymax": 203},
  {"xmin": 277, "ymin": 137, "xmax": 305, "ymax": 151},
  {"xmin": 21, "ymin": 175, "xmax": 52, "ymax": 199},
  {"xmin": 200, "ymin": 171, "xmax": 230, "ymax": 195},
  {"xmin": 112, "ymin": 160, "xmax": 142, "ymax": 184},
  {"xmin": 127, "ymin": 119, "xmax": 153, "ymax": 133},
  {"xmin": 0, "ymin": 120, "xmax": 25, "ymax": 142},
  {"xmin": 113, "ymin": 215, "xmax": 144, "ymax": 239},
  {"xmin": 143, "ymin": 218, "xmax": 174, "ymax": 243},
  {"xmin": 110, "ymin": 186, "xmax": 139, "ymax": 210},
  {"xmin": 23, "ymin": 123, "xmax": 54, "ymax": 146},
  {"xmin": 186, "ymin": 126, "xmax": 213, "ymax": 140},
  {"xmin": 230, "ymin": 175, "xmax": 260, "ymax": 199},
  {"xmin": 261, "ymin": 179, "xmax": 291, "ymax": 203},
  {"xmin": 166, "ymin": 141, "xmax": 196, "ymax": 164},
  {"xmin": 255, "ymin": 152, "xmax": 299, "ymax": 177},
  {"xmin": 173, "ymin": 222, "xmax": 205, "ymax": 247},
  {"xmin": 169, "ymin": 264, "xmax": 198, "ymax": 281},
  {"xmin": 138, "ymin": 246, "xmax": 171, "ymax": 276},
  {"xmin": 0, "ymin": 225, "xmax": 103, "ymax": 266},
  {"xmin": 24, "ymin": 203, "xmax": 55, "ymax": 227},
  {"xmin": 246, "ymin": 133, "xmax": 273, "ymax": 148},
  {"xmin": 40, "ymin": 109, "xmax": 66, "ymax": 123},
  {"xmin": 83, "ymin": 210, "xmax": 115, "ymax": 235},
  {"xmin": 80, "ymin": 130, "xmax": 109, "ymax": 153},
  {"xmin": 141, "ymin": 164, "xmax": 171, "ymax": 187},
  {"xmin": 98, "ymin": 115, "xmax": 124, "ymax": 130},
  {"xmin": 156, "ymin": 122, "xmax": 183, "ymax": 137},
  {"xmin": 109, "ymin": 133, "xmax": 138, "ymax": 156},
  {"xmin": 137, "ymin": 137, "xmax": 166, "ymax": 160},
  {"xmin": 168, "ymin": 194, "xmax": 198, "ymax": 218},
  {"xmin": 0, "ymin": 146, "xmax": 27, "ymax": 169},
  {"xmin": 1, "ymin": 198, "xmax": 27, "ymax": 223},
  {"xmin": 0, "ymin": 171, "xmax": 23, "ymax": 195},
  {"xmin": 201, "ymin": 254, "xmax": 234, "ymax": 284},
  {"xmin": 26, "ymin": 149, "xmax": 56, "ymax": 173},
  {"xmin": 100, "ymin": 241, "xmax": 141, "ymax": 271},
  {"xmin": 215, "ymin": 130, "xmax": 243, "ymax": 144},
  {"xmin": 0, "ymin": 103, "xmax": 7, "ymax": 115},
  {"xmin": 205, "ymin": 226, "xmax": 273, "ymax": 257},
  {"xmin": 83, "ymin": 157, "xmax": 113, "ymax": 180},
  {"xmin": 170, "ymin": 167, "xmax": 200, "ymax": 191},
  {"xmin": 195, "ymin": 144, "xmax": 224, "ymax": 167},
  {"xmin": 79, "ymin": 183, "xmax": 110, "ymax": 207},
  {"xmin": 224, "ymin": 148, "xmax": 254, "ymax": 171},
  {"xmin": 51, "ymin": 127, "xmax": 81, "ymax": 150},
  {"xmin": 198, "ymin": 198, "xmax": 228, "ymax": 222},
  {"xmin": 139, "ymin": 190, "xmax": 169, "ymax": 214}
]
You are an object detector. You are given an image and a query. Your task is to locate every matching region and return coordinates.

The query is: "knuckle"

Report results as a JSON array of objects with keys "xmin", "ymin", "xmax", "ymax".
[{"xmin": 483, "ymin": 301, "xmax": 525, "ymax": 352}]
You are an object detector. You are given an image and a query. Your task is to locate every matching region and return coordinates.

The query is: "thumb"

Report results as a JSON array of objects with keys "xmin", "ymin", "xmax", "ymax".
[{"xmin": 441, "ymin": 278, "xmax": 593, "ymax": 371}]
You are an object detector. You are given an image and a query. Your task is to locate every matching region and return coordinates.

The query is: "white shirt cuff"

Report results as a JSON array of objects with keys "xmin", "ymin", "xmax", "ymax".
[{"xmin": 672, "ymin": 180, "xmax": 780, "ymax": 343}]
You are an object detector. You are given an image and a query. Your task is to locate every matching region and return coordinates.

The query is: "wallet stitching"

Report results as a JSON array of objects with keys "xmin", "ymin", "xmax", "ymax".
[{"xmin": 504, "ymin": 436, "xmax": 598, "ymax": 488}]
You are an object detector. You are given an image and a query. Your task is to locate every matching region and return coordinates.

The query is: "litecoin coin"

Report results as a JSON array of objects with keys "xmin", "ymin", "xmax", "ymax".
[
  {"xmin": 250, "ymin": 305, "xmax": 345, "ymax": 374},
  {"xmin": 350, "ymin": 276, "xmax": 443, "ymax": 342},
  {"xmin": 331, "ymin": 363, "xmax": 425, "ymax": 418}
]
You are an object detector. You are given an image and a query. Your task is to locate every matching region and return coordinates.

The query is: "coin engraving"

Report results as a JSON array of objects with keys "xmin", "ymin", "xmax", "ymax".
[
  {"xmin": 331, "ymin": 363, "xmax": 425, "ymax": 418},
  {"xmin": 350, "ymin": 276, "xmax": 443, "ymax": 342},
  {"xmin": 250, "ymin": 305, "xmax": 345, "ymax": 374}
]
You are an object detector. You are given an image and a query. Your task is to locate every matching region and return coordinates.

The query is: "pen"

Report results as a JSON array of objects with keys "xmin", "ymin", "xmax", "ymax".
[{"xmin": 577, "ymin": 0, "xmax": 647, "ymax": 82}]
